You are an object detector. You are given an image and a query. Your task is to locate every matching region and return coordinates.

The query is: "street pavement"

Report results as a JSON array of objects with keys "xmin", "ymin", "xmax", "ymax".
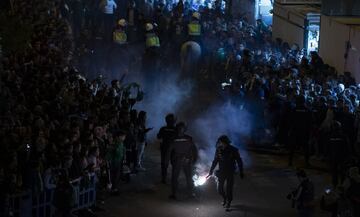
[{"xmin": 101, "ymin": 145, "xmax": 331, "ymax": 217}]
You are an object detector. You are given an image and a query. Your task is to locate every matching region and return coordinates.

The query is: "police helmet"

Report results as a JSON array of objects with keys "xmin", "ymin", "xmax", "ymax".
[
  {"xmin": 118, "ymin": 19, "xmax": 127, "ymax": 27},
  {"xmin": 145, "ymin": 23, "xmax": 154, "ymax": 31},
  {"xmin": 192, "ymin": 12, "xmax": 200, "ymax": 20},
  {"xmin": 332, "ymin": 121, "xmax": 342, "ymax": 132}
]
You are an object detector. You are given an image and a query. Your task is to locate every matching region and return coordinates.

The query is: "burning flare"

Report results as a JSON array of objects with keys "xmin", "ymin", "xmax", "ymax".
[{"xmin": 193, "ymin": 174, "xmax": 208, "ymax": 186}]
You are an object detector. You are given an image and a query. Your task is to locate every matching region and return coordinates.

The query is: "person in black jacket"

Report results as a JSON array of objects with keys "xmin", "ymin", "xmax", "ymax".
[
  {"xmin": 328, "ymin": 121, "xmax": 350, "ymax": 187},
  {"xmin": 166, "ymin": 122, "xmax": 198, "ymax": 199},
  {"xmin": 157, "ymin": 114, "xmax": 177, "ymax": 184},
  {"xmin": 207, "ymin": 135, "xmax": 244, "ymax": 209},
  {"xmin": 288, "ymin": 95, "xmax": 313, "ymax": 167}
]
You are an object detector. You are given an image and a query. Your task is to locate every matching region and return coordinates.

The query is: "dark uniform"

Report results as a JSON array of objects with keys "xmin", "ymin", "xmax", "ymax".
[
  {"xmin": 157, "ymin": 126, "xmax": 177, "ymax": 183},
  {"xmin": 328, "ymin": 123, "xmax": 350, "ymax": 187},
  {"xmin": 209, "ymin": 143, "xmax": 244, "ymax": 206},
  {"xmin": 166, "ymin": 134, "xmax": 198, "ymax": 198},
  {"xmin": 288, "ymin": 97, "xmax": 313, "ymax": 166}
]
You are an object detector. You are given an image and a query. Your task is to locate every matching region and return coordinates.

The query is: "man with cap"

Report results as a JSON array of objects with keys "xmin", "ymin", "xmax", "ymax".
[
  {"xmin": 157, "ymin": 114, "xmax": 177, "ymax": 184},
  {"xmin": 207, "ymin": 135, "xmax": 244, "ymax": 209},
  {"xmin": 166, "ymin": 122, "xmax": 198, "ymax": 199}
]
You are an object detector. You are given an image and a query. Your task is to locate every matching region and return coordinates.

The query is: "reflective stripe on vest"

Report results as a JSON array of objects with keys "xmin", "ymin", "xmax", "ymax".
[
  {"xmin": 146, "ymin": 34, "xmax": 160, "ymax": 48},
  {"xmin": 188, "ymin": 22, "xmax": 201, "ymax": 36},
  {"xmin": 113, "ymin": 30, "xmax": 127, "ymax": 45}
]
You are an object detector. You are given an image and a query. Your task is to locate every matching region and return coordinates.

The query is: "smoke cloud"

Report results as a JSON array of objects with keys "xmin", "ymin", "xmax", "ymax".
[
  {"xmin": 189, "ymin": 101, "xmax": 253, "ymax": 176},
  {"xmin": 133, "ymin": 73, "xmax": 254, "ymax": 174},
  {"xmin": 136, "ymin": 73, "xmax": 194, "ymax": 139}
]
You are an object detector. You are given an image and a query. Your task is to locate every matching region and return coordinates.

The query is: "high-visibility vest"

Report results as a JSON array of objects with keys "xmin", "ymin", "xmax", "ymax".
[
  {"xmin": 145, "ymin": 33, "xmax": 160, "ymax": 48},
  {"xmin": 113, "ymin": 30, "xmax": 127, "ymax": 45},
  {"xmin": 188, "ymin": 22, "xmax": 201, "ymax": 36}
]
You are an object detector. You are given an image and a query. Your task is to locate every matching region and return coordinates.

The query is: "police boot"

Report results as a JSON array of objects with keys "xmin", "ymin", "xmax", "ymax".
[
  {"xmin": 225, "ymin": 201, "xmax": 231, "ymax": 209},
  {"xmin": 222, "ymin": 198, "xmax": 227, "ymax": 207}
]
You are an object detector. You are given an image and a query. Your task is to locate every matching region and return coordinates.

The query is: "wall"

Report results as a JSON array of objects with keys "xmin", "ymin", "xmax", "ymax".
[
  {"xmin": 272, "ymin": 3, "xmax": 305, "ymax": 48},
  {"xmin": 322, "ymin": 0, "xmax": 360, "ymax": 16},
  {"xmin": 319, "ymin": 15, "xmax": 360, "ymax": 82},
  {"xmin": 346, "ymin": 27, "xmax": 360, "ymax": 82}
]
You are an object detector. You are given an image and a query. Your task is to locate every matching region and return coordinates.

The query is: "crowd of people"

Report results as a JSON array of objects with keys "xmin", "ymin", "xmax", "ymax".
[
  {"xmin": 0, "ymin": 0, "xmax": 155, "ymax": 216},
  {"xmin": 1, "ymin": 0, "xmax": 360, "ymax": 216}
]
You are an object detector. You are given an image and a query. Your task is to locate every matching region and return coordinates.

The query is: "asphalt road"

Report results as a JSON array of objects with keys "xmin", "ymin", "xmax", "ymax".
[{"xmin": 101, "ymin": 145, "xmax": 331, "ymax": 217}]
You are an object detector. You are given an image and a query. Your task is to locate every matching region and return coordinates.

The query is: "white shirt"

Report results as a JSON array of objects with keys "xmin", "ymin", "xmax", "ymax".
[{"xmin": 100, "ymin": 0, "xmax": 117, "ymax": 14}]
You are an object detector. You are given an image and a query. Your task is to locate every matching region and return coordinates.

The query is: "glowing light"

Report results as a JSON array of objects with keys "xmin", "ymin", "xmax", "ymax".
[{"xmin": 193, "ymin": 174, "xmax": 208, "ymax": 186}]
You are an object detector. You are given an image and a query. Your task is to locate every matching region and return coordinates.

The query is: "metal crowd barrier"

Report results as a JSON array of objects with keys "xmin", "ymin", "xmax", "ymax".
[
  {"xmin": 9, "ymin": 191, "xmax": 32, "ymax": 217},
  {"xmin": 71, "ymin": 174, "xmax": 96, "ymax": 211},
  {"xmin": 9, "ymin": 173, "xmax": 96, "ymax": 217}
]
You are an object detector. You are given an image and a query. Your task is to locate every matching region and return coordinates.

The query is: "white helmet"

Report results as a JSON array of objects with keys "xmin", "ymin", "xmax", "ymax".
[
  {"xmin": 192, "ymin": 12, "xmax": 200, "ymax": 20},
  {"xmin": 118, "ymin": 19, "xmax": 127, "ymax": 27},
  {"xmin": 145, "ymin": 23, "xmax": 153, "ymax": 31},
  {"xmin": 338, "ymin": 83, "xmax": 345, "ymax": 93}
]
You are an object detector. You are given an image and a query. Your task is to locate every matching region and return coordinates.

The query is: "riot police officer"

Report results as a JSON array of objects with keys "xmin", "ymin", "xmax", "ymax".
[
  {"xmin": 157, "ymin": 114, "xmax": 177, "ymax": 184},
  {"xmin": 328, "ymin": 121, "xmax": 350, "ymax": 187},
  {"xmin": 142, "ymin": 22, "xmax": 161, "ymax": 90},
  {"xmin": 113, "ymin": 19, "xmax": 127, "ymax": 45},
  {"xmin": 288, "ymin": 95, "xmax": 313, "ymax": 167},
  {"xmin": 166, "ymin": 122, "xmax": 198, "ymax": 199},
  {"xmin": 187, "ymin": 12, "xmax": 202, "ymax": 44},
  {"xmin": 207, "ymin": 135, "xmax": 244, "ymax": 209}
]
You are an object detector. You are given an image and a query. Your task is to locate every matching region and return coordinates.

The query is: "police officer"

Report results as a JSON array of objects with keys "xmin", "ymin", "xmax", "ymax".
[
  {"xmin": 142, "ymin": 23, "xmax": 161, "ymax": 89},
  {"xmin": 113, "ymin": 19, "xmax": 128, "ymax": 45},
  {"xmin": 166, "ymin": 122, "xmax": 198, "ymax": 199},
  {"xmin": 207, "ymin": 135, "xmax": 244, "ymax": 209},
  {"xmin": 145, "ymin": 23, "xmax": 160, "ymax": 52},
  {"xmin": 111, "ymin": 19, "xmax": 128, "ymax": 72},
  {"xmin": 288, "ymin": 95, "xmax": 313, "ymax": 167},
  {"xmin": 328, "ymin": 121, "xmax": 350, "ymax": 187},
  {"xmin": 157, "ymin": 114, "xmax": 177, "ymax": 184},
  {"xmin": 187, "ymin": 12, "xmax": 202, "ymax": 44}
]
